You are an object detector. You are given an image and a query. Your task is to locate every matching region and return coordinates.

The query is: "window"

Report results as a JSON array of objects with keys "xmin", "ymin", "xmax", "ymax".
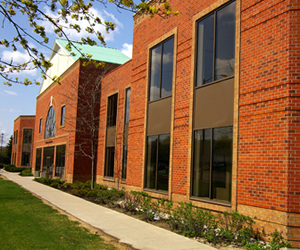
[
  {"xmin": 122, "ymin": 88, "xmax": 131, "ymax": 179},
  {"xmin": 23, "ymin": 129, "xmax": 32, "ymax": 144},
  {"xmin": 124, "ymin": 88, "xmax": 131, "ymax": 124},
  {"xmin": 149, "ymin": 37, "xmax": 174, "ymax": 101},
  {"xmin": 21, "ymin": 152, "xmax": 30, "ymax": 166},
  {"xmin": 107, "ymin": 94, "xmax": 118, "ymax": 127},
  {"xmin": 21, "ymin": 129, "xmax": 32, "ymax": 166},
  {"xmin": 55, "ymin": 145, "xmax": 66, "ymax": 177},
  {"xmin": 45, "ymin": 106, "xmax": 56, "ymax": 138},
  {"xmin": 61, "ymin": 106, "xmax": 65, "ymax": 126},
  {"xmin": 43, "ymin": 146, "xmax": 54, "ymax": 169},
  {"xmin": 35, "ymin": 148, "xmax": 42, "ymax": 171},
  {"xmin": 15, "ymin": 130, "xmax": 18, "ymax": 144},
  {"xmin": 145, "ymin": 134, "xmax": 170, "ymax": 191},
  {"xmin": 196, "ymin": 1, "xmax": 236, "ymax": 86},
  {"xmin": 192, "ymin": 126, "xmax": 233, "ymax": 202},
  {"xmin": 104, "ymin": 147, "xmax": 115, "ymax": 177},
  {"xmin": 39, "ymin": 118, "xmax": 42, "ymax": 133}
]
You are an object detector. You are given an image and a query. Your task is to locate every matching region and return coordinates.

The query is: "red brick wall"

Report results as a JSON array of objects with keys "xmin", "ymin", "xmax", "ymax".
[
  {"xmin": 238, "ymin": 0, "xmax": 300, "ymax": 213},
  {"xmin": 96, "ymin": 61, "xmax": 132, "ymax": 185},
  {"xmin": 11, "ymin": 116, "xmax": 35, "ymax": 167}
]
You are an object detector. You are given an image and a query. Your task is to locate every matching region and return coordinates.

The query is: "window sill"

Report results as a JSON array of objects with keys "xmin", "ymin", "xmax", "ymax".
[
  {"xmin": 148, "ymin": 94, "xmax": 172, "ymax": 104},
  {"xmin": 190, "ymin": 196, "xmax": 231, "ymax": 207},
  {"xmin": 143, "ymin": 188, "xmax": 169, "ymax": 197},
  {"xmin": 103, "ymin": 177, "xmax": 115, "ymax": 182},
  {"xmin": 195, "ymin": 76, "xmax": 234, "ymax": 90}
]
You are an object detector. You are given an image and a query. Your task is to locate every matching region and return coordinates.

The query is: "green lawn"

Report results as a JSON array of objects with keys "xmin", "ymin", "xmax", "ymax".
[{"xmin": 0, "ymin": 178, "xmax": 116, "ymax": 250}]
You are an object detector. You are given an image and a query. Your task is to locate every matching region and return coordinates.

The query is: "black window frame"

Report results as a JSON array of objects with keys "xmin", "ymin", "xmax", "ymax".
[
  {"xmin": 104, "ymin": 146, "xmax": 115, "ymax": 177},
  {"xmin": 149, "ymin": 36, "xmax": 175, "ymax": 102},
  {"xmin": 45, "ymin": 106, "xmax": 56, "ymax": 139},
  {"xmin": 195, "ymin": 0, "xmax": 236, "ymax": 87},
  {"xmin": 145, "ymin": 133, "xmax": 170, "ymax": 192},
  {"xmin": 60, "ymin": 105, "xmax": 65, "ymax": 126},
  {"xmin": 191, "ymin": 126, "xmax": 233, "ymax": 203},
  {"xmin": 107, "ymin": 94, "xmax": 118, "ymax": 127},
  {"xmin": 39, "ymin": 118, "xmax": 42, "ymax": 134},
  {"xmin": 122, "ymin": 87, "xmax": 131, "ymax": 179}
]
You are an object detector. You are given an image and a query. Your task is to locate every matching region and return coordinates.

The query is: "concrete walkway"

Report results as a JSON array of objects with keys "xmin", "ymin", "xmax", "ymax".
[{"xmin": 0, "ymin": 170, "xmax": 217, "ymax": 250}]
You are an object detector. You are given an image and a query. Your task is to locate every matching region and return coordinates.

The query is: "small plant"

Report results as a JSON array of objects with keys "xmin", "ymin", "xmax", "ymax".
[{"xmin": 20, "ymin": 168, "xmax": 33, "ymax": 176}]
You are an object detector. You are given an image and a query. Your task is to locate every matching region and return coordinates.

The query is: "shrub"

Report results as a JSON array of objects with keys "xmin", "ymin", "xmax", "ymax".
[
  {"xmin": 0, "ymin": 163, "xmax": 4, "ymax": 169},
  {"xmin": 35, "ymin": 177, "xmax": 65, "ymax": 185},
  {"xmin": 4, "ymin": 164, "xmax": 26, "ymax": 172},
  {"xmin": 20, "ymin": 169, "xmax": 33, "ymax": 176}
]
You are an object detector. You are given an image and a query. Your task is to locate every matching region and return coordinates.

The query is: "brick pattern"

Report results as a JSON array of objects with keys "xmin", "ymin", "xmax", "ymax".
[{"xmin": 11, "ymin": 116, "xmax": 35, "ymax": 167}]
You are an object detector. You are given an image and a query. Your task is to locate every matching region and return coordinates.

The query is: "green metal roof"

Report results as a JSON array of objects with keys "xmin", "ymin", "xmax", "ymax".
[{"xmin": 56, "ymin": 38, "xmax": 130, "ymax": 65}]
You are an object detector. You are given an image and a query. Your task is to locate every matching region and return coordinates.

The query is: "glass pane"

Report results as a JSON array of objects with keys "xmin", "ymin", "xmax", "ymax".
[
  {"xmin": 157, "ymin": 134, "xmax": 170, "ymax": 191},
  {"xmin": 145, "ymin": 136, "xmax": 157, "ymax": 189},
  {"xmin": 39, "ymin": 119, "xmax": 42, "ymax": 133},
  {"xmin": 161, "ymin": 38, "xmax": 174, "ymax": 98},
  {"xmin": 43, "ymin": 146, "xmax": 54, "ymax": 171},
  {"xmin": 35, "ymin": 148, "xmax": 42, "ymax": 171},
  {"xmin": 122, "ymin": 145, "xmax": 127, "ymax": 179},
  {"xmin": 104, "ymin": 147, "xmax": 115, "ymax": 177},
  {"xmin": 45, "ymin": 107, "xmax": 56, "ymax": 138},
  {"xmin": 149, "ymin": 45, "xmax": 161, "ymax": 101},
  {"xmin": 192, "ymin": 129, "xmax": 211, "ymax": 198},
  {"xmin": 21, "ymin": 152, "xmax": 30, "ymax": 166},
  {"xmin": 107, "ymin": 94, "xmax": 118, "ymax": 127},
  {"xmin": 61, "ymin": 106, "xmax": 65, "ymax": 125},
  {"xmin": 125, "ymin": 88, "xmax": 131, "ymax": 124},
  {"xmin": 196, "ymin": 14, "xmax": 214, "ymax": 86},
  {"xmin": 215, "ymin": 1, "xmax": 236, "ymax": 81},
  {"xmin": 55, "ymin": 145, "xmax": 66, "ymax": 177},
  {"xmin": 212, "ymin": 126, "xmax": 233, "ymax": 202}
]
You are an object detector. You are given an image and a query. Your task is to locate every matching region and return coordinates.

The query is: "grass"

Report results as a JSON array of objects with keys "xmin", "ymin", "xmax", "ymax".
[{"xmin": 0, "ymin": 178, "xmax": 116, "ymax": 250}]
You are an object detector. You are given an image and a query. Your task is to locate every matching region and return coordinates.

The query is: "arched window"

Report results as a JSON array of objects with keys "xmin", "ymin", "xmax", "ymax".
[{"xmin": 45, "ymin": 106, "xmax": 56, "ymax": 138}]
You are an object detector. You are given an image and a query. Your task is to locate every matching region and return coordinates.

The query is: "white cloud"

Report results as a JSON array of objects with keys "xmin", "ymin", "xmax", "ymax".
[
  {"xmin": 121, "ymin": 43, "xmax": 132, "ymax": 58},
  {"xmin": 42, "ymin": 7, "xmax": 121, "ymax": 43},
  {"xmin": 2, "ymin": 50, "xmax": 30, "ymax": 64},
  {"xmin": 1, "ymin": 50, "xmax": 38, "ymax": 76},
  {"xmin": 4, "ymin": 90, "xmax": 18, "ymax": 96}
]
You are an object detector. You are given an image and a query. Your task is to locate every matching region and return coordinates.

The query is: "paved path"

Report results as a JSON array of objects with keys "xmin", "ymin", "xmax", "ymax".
[{"xmin": 0, "ymin": 170, "xmax": 217, "ymax": 250}]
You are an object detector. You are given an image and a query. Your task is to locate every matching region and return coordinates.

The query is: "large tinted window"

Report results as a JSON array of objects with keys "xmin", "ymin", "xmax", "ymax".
[
  {"xmin": 145, "ymin": 134, "xmax": 170, "ymax": 191},
  {"xmin": 104, "ymin": 147, "xmax": 115, "ymax": 177},
  {"xmin": 196, "ymin": 1, "xmax": 236, "ymax": 86},
  {"xmin": 192, "ymin": 126, "xmax": 233, "ymax": 202},
  {"xmin": 45, "ymin": 107, "xmax": 56, "ymax": 138},
  {"xmin": 107, "ymin": 94, "xmax": 118, "ymax": 127},
  {"xmin": 35, "ymin": 148, "xmax": 42, "ymax": 171},
  {"xmin": 149, "ymin": 37, "xmax": 174, "ymax": 101}
]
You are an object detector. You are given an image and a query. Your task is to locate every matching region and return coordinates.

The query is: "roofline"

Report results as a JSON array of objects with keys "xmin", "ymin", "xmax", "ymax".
[
  {"xmin": 14, "ymin": 115, "xmax": 35, "ymax": 122},
  {"xmin": 102, "ymin": 59, "xmax": 132, "ymax": 78}
]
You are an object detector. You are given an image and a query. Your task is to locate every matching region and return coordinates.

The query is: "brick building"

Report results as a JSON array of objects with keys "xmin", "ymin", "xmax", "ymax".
[
  {"xmin": 11, "ymin": 0, "xmax": 299, "ymax": 245},
  {"xmin": 31, "ymin": 39, "xmax": 129, "ymax": 182},
  {"xmin": 94, "ymin": 0, "xmax": 300, "ymax": 246},
  {"xmin": 11, "ymin": 115, "xmax": 35, "ymax": 167}
]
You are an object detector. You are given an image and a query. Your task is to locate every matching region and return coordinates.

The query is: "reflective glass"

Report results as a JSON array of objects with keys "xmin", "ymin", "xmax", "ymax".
[
  {"xmin": 157, "ymin": 134, "xmax": 170, "ymax": 191},
  {"xmin": 45, "ymin": 107, "xmax": 56, "ymax": 138},
  {"xmin": 196, "ymin": 14, "xmax": 214, "ymax": 86},
  {"xmin": 145, "ymin": 136, "xmax": 157, "ymax": 189},
  {"xmin": 125, "ymin": 88, "xmax": 131, "ymax": 124},
  {"xmin": 35, "ymin": 148, "xmax": 42, "ymax": 171},
  {"xmin": 161, "ymin": 38, "xmax": 174, "ymax": 97},
  {"xmin": 104, "ymin": 147, "xmax": 115, "ymax": 177},
  {"xmin": 212, "ymin": 126, "xmax": 233, "ymax": 202},
  {"xmin": 192, "ymin": 129, "xmax": 211, "ymax": 197},
  {"xmin": 122, "ymin": 145, "xmax": 128, "ymax": 179},
  {"xmin": 149, "ymin": 45, "xmax": 161, "ymax": 101},
  {"xmin": 215, "ymin": 1, "xmax": 236, "ymax": 80}
]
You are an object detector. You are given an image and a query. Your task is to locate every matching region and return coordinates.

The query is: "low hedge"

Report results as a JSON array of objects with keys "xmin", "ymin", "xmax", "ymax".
[{"xmin": 4, "ymin": 165, "xmax": 26, "ymax": 172}]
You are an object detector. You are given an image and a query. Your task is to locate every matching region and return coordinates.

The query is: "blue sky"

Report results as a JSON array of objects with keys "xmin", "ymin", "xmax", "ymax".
[{"xmin": 0, "ymin": 2, "xmax": 134, "ymax": 144}]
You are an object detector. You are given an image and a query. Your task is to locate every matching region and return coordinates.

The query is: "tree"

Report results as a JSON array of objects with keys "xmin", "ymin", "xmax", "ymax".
[
  {"xmin": 0, "ymin": 0, "xmax": 177, "ymax": 86},
  {"xmin": 4, "ymin": 136, "xmax": 12, "ymax": 164},
  {"xmin": 60, "ymin": 62, "xmax": 116, "ymax": 189}
]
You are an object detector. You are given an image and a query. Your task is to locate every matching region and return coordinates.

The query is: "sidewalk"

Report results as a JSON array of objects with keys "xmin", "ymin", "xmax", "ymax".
[{"xmin": 0, "ymin": 170, "xmax": 217, "ymax": 250}]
